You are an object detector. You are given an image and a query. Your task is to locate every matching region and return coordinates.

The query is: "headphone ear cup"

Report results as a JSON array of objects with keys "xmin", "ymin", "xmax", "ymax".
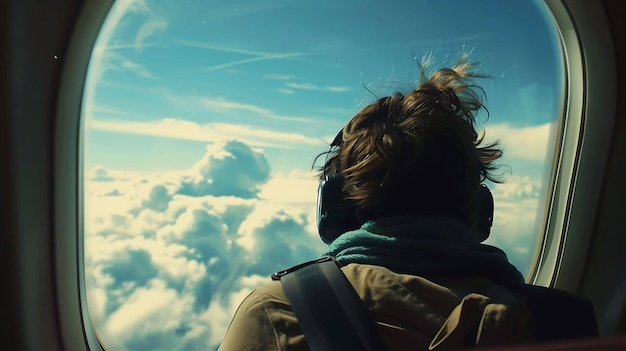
[
  {"xmin": 316, "ymin": 173, "xmax": 360, "ymax": 244},
  {"xmin": 474, "ymin": 184, "xmax": 494, "ymax": 242}
]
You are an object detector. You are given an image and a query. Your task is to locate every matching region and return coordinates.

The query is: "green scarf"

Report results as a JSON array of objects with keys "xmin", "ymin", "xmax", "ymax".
[{"xmin": 321, "ymin": 216, "xmax": 525, "ymax": 286}]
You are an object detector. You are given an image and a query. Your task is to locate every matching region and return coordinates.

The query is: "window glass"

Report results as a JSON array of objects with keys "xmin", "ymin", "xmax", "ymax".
[{"xmin": 83, "ymin": 0, "xmax": 562, "ymax": 349}]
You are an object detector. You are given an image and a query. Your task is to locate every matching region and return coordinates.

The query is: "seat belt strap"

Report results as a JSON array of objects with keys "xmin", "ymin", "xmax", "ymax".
[{"xmin": 275, "ymin": 257, "xmax": 385, "ymax": 351}]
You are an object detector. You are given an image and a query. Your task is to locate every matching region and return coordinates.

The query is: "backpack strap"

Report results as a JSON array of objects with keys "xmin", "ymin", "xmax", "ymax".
[{"xmin": 272, "ymin": 256, "xmax": 385, "ymax": 351}]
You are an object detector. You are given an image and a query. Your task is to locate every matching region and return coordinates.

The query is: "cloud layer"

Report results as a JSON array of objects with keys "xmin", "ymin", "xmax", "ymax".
[
  {"xmin": 85, "ymin": 138, "xmax": 545, "ymax": 350},
  {"xmin": 85, "ymin": 139, "xmax": 325, "ymax": 350}
]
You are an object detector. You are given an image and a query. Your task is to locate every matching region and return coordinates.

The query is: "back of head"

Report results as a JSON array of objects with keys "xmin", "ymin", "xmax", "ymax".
[{"xmin": 318, "ymin": 55, "xmax": 502, "ymax": 229}]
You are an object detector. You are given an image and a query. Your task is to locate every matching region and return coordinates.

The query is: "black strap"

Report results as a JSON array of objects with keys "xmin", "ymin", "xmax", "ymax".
[{"xmin": 276, "ymin": 257, "xmax": 385, "ymax": 351}]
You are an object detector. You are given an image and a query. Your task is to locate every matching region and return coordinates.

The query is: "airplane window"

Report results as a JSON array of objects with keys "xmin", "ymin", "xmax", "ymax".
[{"xmin": 82, "ymin": 0, "xmax": 563, "ymax": 349}]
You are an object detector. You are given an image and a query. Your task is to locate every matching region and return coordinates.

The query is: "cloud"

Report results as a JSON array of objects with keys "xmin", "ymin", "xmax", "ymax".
[
  {"xmin": 263, "ymin": 74, "xmax": 295, "ymax": 80},
  {"xmin": 134, "ymin": 17, "xmax": 167, "ymax": 48},
  {"xmin": 199, "ymin": 97, "xmax": 272, "ymax": 115},
  {"xmin": 486, "ymin": 196, "xmax": 542, "ymax": 275},
  {"xmin": 84, "ymin": 139, "xmax": 323, "ymax": 350},
  {"xmin": 277, "ymin": 88, "xmax": 295, "ymax": 94},
  {"xmin": 105, "ymin": 189, "xmax": 122, "ymax": 196},
  {"xmin": 177, "ymin": 139, "xmax": 270, "ymax": 198},
  {"xmin": 83, "ymin": 135, "xmax": 548, "ymax": 350},
  {"xmin": 484, "ymin": 122, "xmax": 554, "ymax": 162},
  {"xmin": 197, "ymin": 97, "xmax": 315, "ymax": 122},
  {"xmin": 284, "ymin": 82, "xmax": 352, "ymax": 93},
  {"xmin": 123, "ymin": 0, "xmax": 167, "ymax": 49},
  {"xmin": 84, "ymin": 0, "xmax": 142, "ymax": 80},
  {"xmin": 179, "ymin": 42, "xmax": 303, "ymax": 72},
  {"xmin": 258, "ymin": 170, "xmax": 318, "ymax": 203},
  {"xmin": 237, "ymin": 203, "xmax": 321, "ymax": 275},
  {"xmin": 85, "ymin": 0, "xmax": 163, "ymax": 85},
  {"xmin": 103, "ymin": 279, "xmax": 196, "ymax": 350},
  {"xmin": 485, "ymin": 175, "xmax": 547, "ymax": 274},
  {"xmin": 493, "ymin": 175, "xmax": 542, "ymax": 199},
  {"xmin": 91, "ymin": 118, "xmax": 322, "ymax": 149},
  {"xmin": 200, "ymin": 53, "xmax": 302, "ymax": 72},
  {"xmin": 181, "ymin": 42, "xmax": 293, "ymax": 58},
  {"xmin": 101, "ymin": 248, "xmax": 159, "ymax": 290},
  {"xmin": 88, "ymin": 49, "xmax": 159, "ymax": 82},
  {"xmin": 141, "ymin": 184, "xmax": 173, "ymax": 212},
  {"xmin": 120, "ymin": 59, "xmax": 158, "ymax": 79},
  {"xmin": 89, "ymin": 165, "xmax": 116, "ymax": 182},
  {"xmin": 157, "ymin": 206, "xmax": 228, "ymax": 260}
]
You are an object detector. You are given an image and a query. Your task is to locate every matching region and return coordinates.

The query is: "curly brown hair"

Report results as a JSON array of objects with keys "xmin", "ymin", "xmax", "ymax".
[{"xmin": 316, "ymin": 55, "xmax": 502, "ymax": 226}]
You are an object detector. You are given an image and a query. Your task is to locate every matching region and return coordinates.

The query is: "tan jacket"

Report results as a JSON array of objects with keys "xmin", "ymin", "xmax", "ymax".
[{"xmin": 219, "ymin": 263, "xmax": 534, "ymax": 350}]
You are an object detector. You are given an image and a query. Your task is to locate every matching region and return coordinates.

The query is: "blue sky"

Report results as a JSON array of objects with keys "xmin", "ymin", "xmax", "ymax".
[
  {"xmin": 82, "ymin": 0, "xmax": 563, "ymax": 349},
  {"xmin": 86, "ymin": 0, "xmax": 561, "ymax": 174}
]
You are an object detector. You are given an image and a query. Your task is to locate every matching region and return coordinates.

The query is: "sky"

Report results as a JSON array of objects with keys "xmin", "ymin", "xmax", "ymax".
[{"xmin": 82, "ymin": 0, "xmax": 563, "ymax": 350}]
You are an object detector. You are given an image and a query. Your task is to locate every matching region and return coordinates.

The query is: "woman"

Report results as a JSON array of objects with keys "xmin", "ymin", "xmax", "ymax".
[{"xmin": 218, "ymin": 56, "xmax": 598, "ymax": 350}]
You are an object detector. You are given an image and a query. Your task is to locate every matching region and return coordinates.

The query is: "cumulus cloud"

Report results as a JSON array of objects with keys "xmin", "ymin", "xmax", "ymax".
[
  {"xmin": 104, "ymin": 280, "xmax": 196, "ymax": 350},
  {"xmin": 484, "ymin": 122, "xmax": 554, "ymax": 162},
  {"xmin": 493, "ymin": 175, "xmax": 542, "ymax": 199},
  {"xmin": 486, "ymin": 175, "xmax": 547, "ymax": 274},
  {"xmin": 105, "ymin": 189, "xmax": 122, "ymax": 196},
  {"xmin": 102, "ymin": 248, "xmax": 158, "ymax": 289},
  {"xmin": 237, "ymin": 203, "xmax": 321, "ymax": 275},
  {"xmin": 178, "ymin": 139, "xmax": 270, "ymax": 198},
  {"xmin": 89, "ymin": 165, "xmax": 116, "ymax": 182},
  {"xmin": 141, "ymin": 184, "xmax": 173, "ymax": 211},
  {"xmin": 258, "ymin": 169, "xmax": 318, "ymax": 203},
  {"xmin": 84, "ymin": 139, "xmax": 321, "ymax": 350},
  {"xmin": 84, "ymin": 134, "xmax": 547, "ymax": 350},
  {"xmin": 157, "ymin": 206, "xmax": 228, "ymax": 260}
]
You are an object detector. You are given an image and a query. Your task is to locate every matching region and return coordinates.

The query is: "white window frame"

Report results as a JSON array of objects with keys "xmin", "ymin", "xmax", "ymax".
[
  {"xmin": 530, "ymin": 0, "xmax": 616, "ymax": 291},
  {"xmin": 55, "ymin": 1, "xmax": 113, "ymax": 350}
]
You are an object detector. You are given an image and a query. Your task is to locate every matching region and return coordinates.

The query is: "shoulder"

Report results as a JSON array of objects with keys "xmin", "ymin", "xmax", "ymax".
[
  {"xmin": 340, "ymin": 263, "xmax": 505, "ymax": 306},
  {"xmin": 338, "ymin": 263, "xmax": 479, "ymax": 331},
  {"xmin": 340, "ymin": 264, "xmax": 537, "ymax": 348},
  {"xmin": 219, "ymin": 281, "xmax": 307, "ymax": 351},
  {"xmin": 218, "ymin": 280, "xmax": 303, "ymax": 351}
]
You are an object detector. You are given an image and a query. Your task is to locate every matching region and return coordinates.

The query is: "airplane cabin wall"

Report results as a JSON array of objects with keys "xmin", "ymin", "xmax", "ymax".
[
  {"xmin": 578, "ymin": 0, "xmax": 626, "ymax": 336},
  {"xmin": 1, "ymin": 0, "xmax": 83, "ymax": 350}
]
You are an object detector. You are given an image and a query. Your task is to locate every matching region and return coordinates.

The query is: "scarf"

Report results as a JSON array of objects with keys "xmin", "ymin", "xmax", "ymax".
[{"xmin": 321, "ymin": 216, "xmax": 525, "ymax": 286}]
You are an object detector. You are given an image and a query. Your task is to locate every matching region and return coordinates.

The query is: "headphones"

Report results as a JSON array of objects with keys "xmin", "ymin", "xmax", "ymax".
[
  {"xmin": 315, "ymin": 131, "xmax": 495, "ymax": 244},
  {"xmin": 316, "ymin": 173, "xmax": 359, "ymax": 244}
]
